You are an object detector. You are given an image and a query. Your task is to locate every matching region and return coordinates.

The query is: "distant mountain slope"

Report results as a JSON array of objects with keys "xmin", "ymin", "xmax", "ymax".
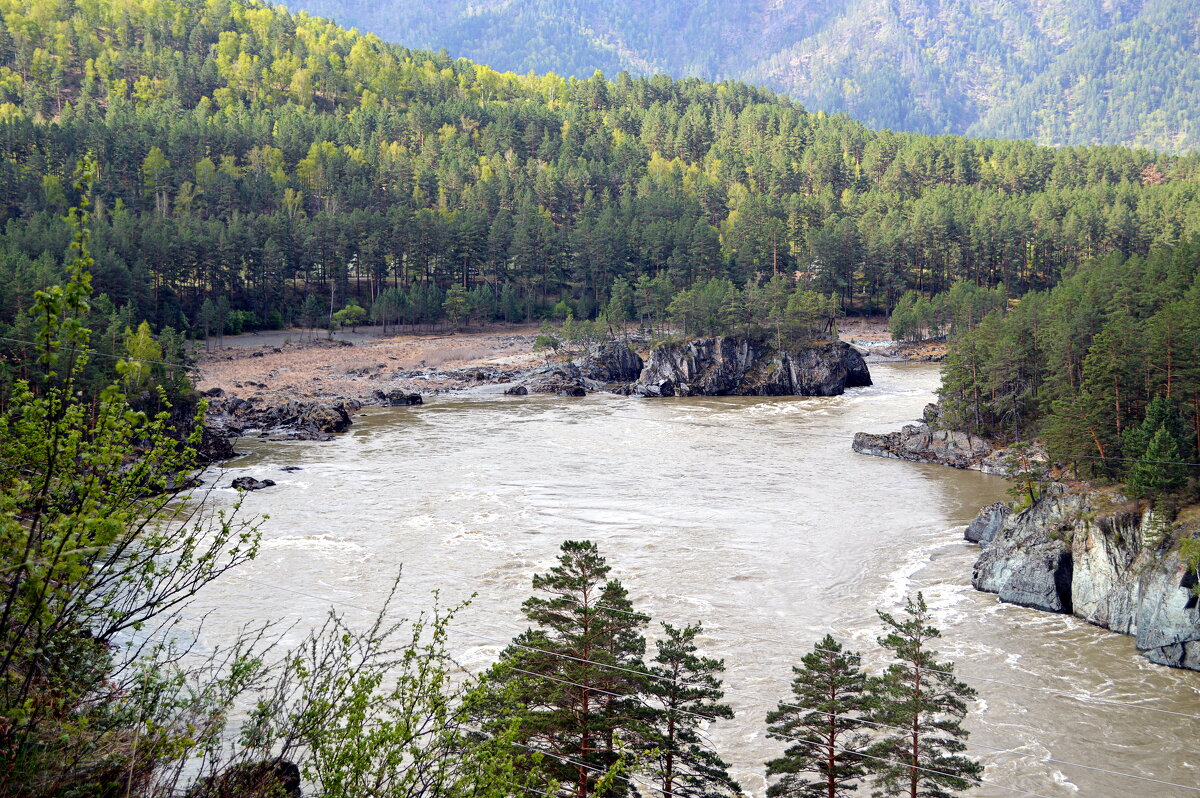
[{"xmin": 297, "ymin": 0, "xmax": 1200, "ymax": 152}]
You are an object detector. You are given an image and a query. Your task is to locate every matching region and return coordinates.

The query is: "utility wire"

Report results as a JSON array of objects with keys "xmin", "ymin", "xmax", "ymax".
[
  {"xmin": 595, "ymin": 406, "xmax": 1200, "ymax": 468},
  {"xmin": 767, "ymin": 700, "xmax": 1200, "ymax": 792},
  {"xmin": 0, "ymin": 334, "xmax": 196, "ymax": 371},
  {"xmin": 7, "ymin": 325, "xmax": 1198, "ymax": 468},
  {"xmin": 760, "ymin": 725, "xmax": 1062, "ymax": 798},
  {"xmin": 402, "ymin": 562, "xmax": 1200, "ymax": 722},
  {"xmin": 222, "ymin": 572, "xmax": 1200, "ymax": 795},
  {"xmin": 493, "ymin": 635, "xmax": 1200, "ymax": 794},
  {"xmin": 7, "ymin": 323, "xmax": 1195, "ymax": 469}
]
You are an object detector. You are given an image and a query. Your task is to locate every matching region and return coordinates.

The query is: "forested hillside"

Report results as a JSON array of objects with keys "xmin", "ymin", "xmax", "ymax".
[
  {"xmin": 2, "ymin": 0, "xmax": 1200, "ymax": 362},
  {"xmin": 936, "ymin": 240, "xmax": 1200, "ymax": 492},
  {"xmin": 297, "ymin": 0, "xmax": 1200, "ymax": 152}
]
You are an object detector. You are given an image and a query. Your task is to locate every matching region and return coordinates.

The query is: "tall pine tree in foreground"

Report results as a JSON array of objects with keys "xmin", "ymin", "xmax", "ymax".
[
  {"xmin": 868, "ymin": 594, "xmax": 981, "ymax": 798},
  {"xmin": 486, "ymin": 540, "xmax": 650, "ymax": 797},
  {"xmin": 645, "ymin": 622, "xmax": 741, "ymax": 798},
  {"xmin": 765, "ymin": 635, "xmax": 870, "ymax": 798}
]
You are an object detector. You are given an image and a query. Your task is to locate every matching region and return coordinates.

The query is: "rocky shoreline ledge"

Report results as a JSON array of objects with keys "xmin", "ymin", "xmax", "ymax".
[
  {"xmin": 967, "ymin": 486, "xmax": 1200, "ymax": 671},
  {"xmin": 853, "ymin": 408, "xmax": 1200, "ymax": 671},
  {"xmin": 851, "ymin": 404, "xmax": 1018, "ymax": 474}
]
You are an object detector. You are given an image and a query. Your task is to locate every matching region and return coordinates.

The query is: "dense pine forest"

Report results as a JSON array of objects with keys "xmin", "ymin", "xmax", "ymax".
[
  {"xmin": 2, "ymin": 0, "xmax": 1200, "ymax": 359},
  {"xmin": 3, "ymin": 0, "xmax": 1200, "ymax": 484},
  {"xmin": 298, "ymin": 0, "xmax": 1200, "ymax": 152},
  {"xmin": 933, "ymin": 240, "xmax": 1200, "ymax": 492}
]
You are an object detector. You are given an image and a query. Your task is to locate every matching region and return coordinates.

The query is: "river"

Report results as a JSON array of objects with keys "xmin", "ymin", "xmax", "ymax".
[{"xmin": 198, "ymin": 362, "xmax": 1200, "ymax": 797}]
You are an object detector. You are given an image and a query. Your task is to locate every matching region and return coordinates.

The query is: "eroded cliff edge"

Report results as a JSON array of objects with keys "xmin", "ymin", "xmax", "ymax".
[
  {"xmin": 629, "ymin": 336, "xmax": 871, "ymax": 397},
  {"xmin": 967, "ymin": 486, "xmax": 1200, "ymax": 670}
]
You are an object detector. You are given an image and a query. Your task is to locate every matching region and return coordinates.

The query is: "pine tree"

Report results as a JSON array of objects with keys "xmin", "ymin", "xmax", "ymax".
[
  {"xmin": 298, "ymin": 293, "xmax": 325, "ymax": 338},
  {"xmin": 488, "ymin": 540, "xmax": 650, "ymax": 798},
  {"xmin": 867, "ymin": 594, "xmax": 981, "ymax": 798},
  {"xmin": 443, "ymin": 283, "xmax": 470, "ymax": 330},
  {"xmin": 765, "ymin": 635, "xmax": 870, "ymax": 798},
  {"xmin": 645, "ymin": 622, "xmax": 740, "ymax": 798}
]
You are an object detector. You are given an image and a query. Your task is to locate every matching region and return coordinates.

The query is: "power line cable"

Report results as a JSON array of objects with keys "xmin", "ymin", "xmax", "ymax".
[
  {"xmin": 401, "ymin": 562, "xmax": 1200, "ymax": 722},
  {"xmin": 6, "ymin": 325, "xmax": 1197, "ymax": 467},
  {"xmin": 221, "ymin": 572, "xmax": 1200, "ymax": 794},
  {"xmin": 595, "ymin": 407, "xmax": 1200, "ymax": 468},
  {"xmin": 759, "ymin": 725, "xmax": 1062, "ymax": 798},
  {"xmin": 0, "ymin": 334, "xmax": 196, "ymax": 371},
  {"xmin": 495, "ymin": 643, "xmax": 1200, "ymax": 794},
  {"xmin": 767, "ymin": 699, "xmax": 1200, "ymax": 792}
]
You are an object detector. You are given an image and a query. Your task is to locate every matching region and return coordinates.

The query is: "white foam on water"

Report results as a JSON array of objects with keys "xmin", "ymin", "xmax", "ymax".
[
  {"xmin": 441, "ymin": 527, "xmax": 509, "ymax": 552},
  {"xmin": 261, "ymin": 533, "xmax": 364, "ymax": 553},
  {"xmin": 1050, "ymin": 770, "xmax": 1080, "ymax": 791}
]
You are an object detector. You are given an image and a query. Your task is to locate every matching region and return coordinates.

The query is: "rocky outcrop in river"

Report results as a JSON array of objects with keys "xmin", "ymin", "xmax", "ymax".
[
  {"xmin": 578, "ymin": 340, "xmax": 644, "ymax": 383},
  {"xmin": 373, "ymin": 389, "xmax": 423, "ymax": 406},
  {"xmin": 851, "ymin": 403, "xmax": 1047, "ymax": 475},
  {"xmin": 206, "ymin": 395, "xmax": 363, "ymax": 442},
  {"xmin": 968, "ymin": 485, "xmax": 1200, "ymax": 670},
  {"xmin": 852, "ymin": 423, "xmax": 1009, "ymax": 473},
  {"xmin": 852, "ymin": 404, "xmax": 1014, "ymax": 473},
  {"xmin": 630, "ymin": 336, "xmax": 871, "ymax": 397}
]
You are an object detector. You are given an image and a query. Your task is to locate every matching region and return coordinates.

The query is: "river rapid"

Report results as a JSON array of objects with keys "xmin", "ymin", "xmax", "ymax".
[{"xmin": 198, "ymin": 362, "xmax": 1200, "ymax": 797}]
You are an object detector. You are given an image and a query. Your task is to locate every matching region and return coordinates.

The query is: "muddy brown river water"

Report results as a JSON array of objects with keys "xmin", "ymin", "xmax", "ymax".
[{"xmin": 197, "ymin": 362, "xmax": 1200, "ymax": 796}]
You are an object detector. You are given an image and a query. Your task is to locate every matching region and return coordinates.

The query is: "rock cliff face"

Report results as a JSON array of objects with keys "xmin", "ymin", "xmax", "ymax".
[
  {"xmin": 633, "ymin": 337, "xmax": 871, "ymax": 397},
  {"xmin": 969, "ymin": 485, "xmax": 1200, "ymax": 670},
  {"xmin": 577, "ymin": 340, "xmax": 644, "ymax": 383}
]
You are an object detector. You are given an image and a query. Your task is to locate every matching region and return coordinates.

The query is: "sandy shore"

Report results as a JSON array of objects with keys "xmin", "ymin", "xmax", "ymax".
[{"xmin": 194, "ymin": 325, "xmax": 545, "ymax": 404}]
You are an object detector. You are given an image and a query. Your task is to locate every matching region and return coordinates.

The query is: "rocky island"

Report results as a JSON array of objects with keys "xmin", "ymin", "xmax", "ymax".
[
  {"xmin": 199, "ymin": 330, "xmax": 875, "ymax": 449},
  {"xmin": 628, "ymin": 336, "xmax": 871, "ymax": 398}
]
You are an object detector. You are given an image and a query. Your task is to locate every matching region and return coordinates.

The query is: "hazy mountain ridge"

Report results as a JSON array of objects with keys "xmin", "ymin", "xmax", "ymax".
[{"xmin": 297, "ymin": 0, "xmax": 1198, "ymax": 152}]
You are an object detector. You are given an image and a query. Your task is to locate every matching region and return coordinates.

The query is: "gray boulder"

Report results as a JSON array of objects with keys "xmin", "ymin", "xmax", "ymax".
[
  {"xmin": 964, "ymin": 502, "xmax": 1011, "ymax": 544},
  {"xmin": 374, "ymin": 389, "xmax": 423, "ymax": 406},
  {"xmin": 231, "ymin": 476, "xmax": 275, "ymax": 491},
  {"xmin": 189, "ymin": 759, "xmax": 301, "ymax": 798},
  {"xmin": 523, "ymin": 363, "xmax": 589, "ymax": 397},
  {"xmin": 260, "ymin": 399, "xmax": 360, "ymax": 440}
]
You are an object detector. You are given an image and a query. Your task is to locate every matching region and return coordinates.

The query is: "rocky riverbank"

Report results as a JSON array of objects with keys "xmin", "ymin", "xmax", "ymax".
[
  {"xmin": 967, "ymin": 485, "xmax": 1200, "ymax": 670},
  {"xmin": 852, "ymin": 405, "xmax": 1200, "ymax": 671},
  {"xmin": 196, "ymin": 328, "xmax": 542, "ymax": 448},
  {"xmin": 851, "ymin": 403, "xmax": 1043, "ymax": 474}
]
